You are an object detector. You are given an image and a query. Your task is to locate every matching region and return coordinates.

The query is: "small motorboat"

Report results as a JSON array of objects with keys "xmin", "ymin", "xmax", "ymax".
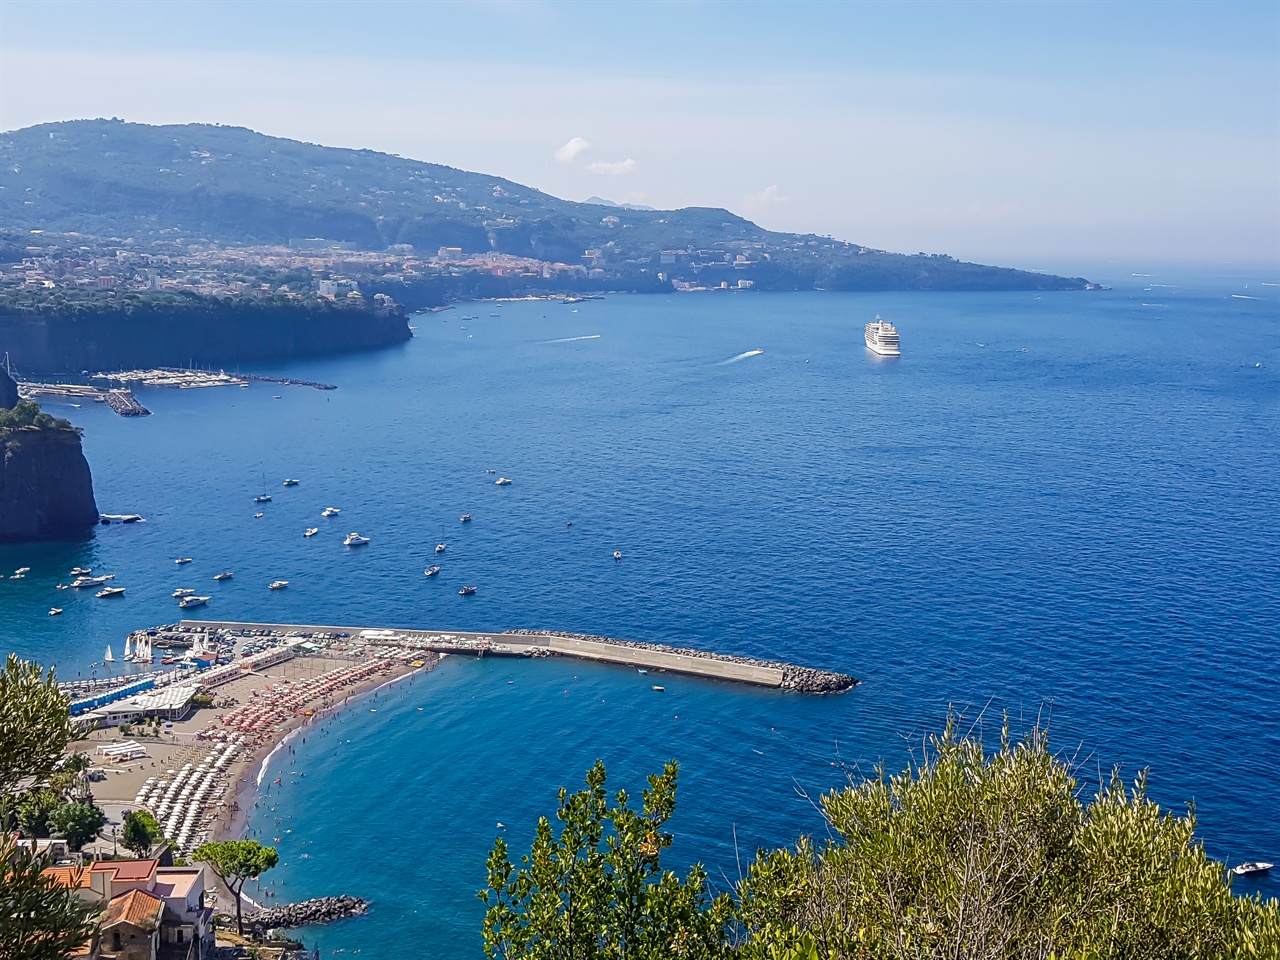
[
  {"xmin": 345, "ymin": 532, "xmax": 371, "ymax": 547},
  {"xmin": 435, "ymin": 542, "xmax": 446, "ymax": 553},
  {"xmin": 213, "ymin": 571, "xmax": 234, "ymax": 581},
  {"xmin": 173, "ymin": 588, "xmax": 196, "ymax": 598},
  {"xmin": 15, "ymin": 566, "xmax": 30, "ymax": 574},
  {"xmin": 460, "ymin": 513, "xmax": 473, "ymax": 522},
  {"xmin": 55, "ymin": 583, "xmax": 68, "ymax": 590},
  {"xmin": 253, "ymin": 494, "xmax": 272, "ymax": 503},
  {"xmin": 458, "ymin": 585, "xmax": 477, "ymax": 596},
  {"xmin": 651, "ymin": 685, "xmax": 665, "ymax": 692},
  {"xmin": 175, "ymin": 557, "xmax": 193, "ymax": 565},
  {"xmin": 96, "ymin": 586, "xmax": 126, "ymax": 598},
  {"xmin": 424, "ymin": 566, "xmax": 441, "ymax": 577},
  {"xmin": 179, "ymin": 595, "xmax": 210, "ymax": 609},
  {"xmin": 304, "ymin": 528, "xmax": 319, "ymax": 537},
  {"xmin": 254, "ymin": 512, "xmax": 264, "ymax": 519},
  {"xmin": 70, "ymin": 567, "xmax": 91, "ymax": 576},
  {"xmin": 495, "ymin": 477, "xmax": 513, "ymax": 486},
  {"xmin": 613, "ymin": 551, "xmax": 622, "ymax": 561},
  {"xmin": 485, "ymin": 469, "xmax": 497, "ymax": 474},
  {"xmin": 1232, "ymin": 861, "xmax": 1274, "ymax": 877},
  {"xmin": 282, "ymin": 478, "xmax": 300, "ymax": 486},
  {"xmin": 48, "ymin": 607, "xmax": 62, "ymax": 616},
  {"xmin": 268, "ymin": 580, "xmax": 289, "ymax": 590},
  {"xmin": 322, "ymin": 506, "xmax": 341, "ymax": 517},
  {"xmin": 8, "ymin": 573, "xmax": 24, "ymax": 580}
]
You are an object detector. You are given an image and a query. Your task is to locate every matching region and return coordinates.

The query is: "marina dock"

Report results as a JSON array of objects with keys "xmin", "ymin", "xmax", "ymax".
[
  {"xmin": 176, "ymin": 620, "xmax": 856, "ymax": 693},
  {"xmin": 18, "ymin": 381, "xmax": 151, "ymax": 416}
]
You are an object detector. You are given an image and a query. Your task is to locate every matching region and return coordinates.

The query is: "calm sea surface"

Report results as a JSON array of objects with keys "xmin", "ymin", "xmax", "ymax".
[{"xmin": 3, "ymin": 264, "xmax": 1278, "ymax": 956}]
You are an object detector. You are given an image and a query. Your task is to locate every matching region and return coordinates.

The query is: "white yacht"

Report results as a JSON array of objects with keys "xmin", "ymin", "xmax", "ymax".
[
  {"xmin": 1232, "ymin": 861, "xmax": 1274, "ymax": 877},
  {"xmin": 282, "ymin": 478, "xmax": 300, "ymax": 486},
  {"xmin": 96, "ymin": 586, "xmax": 126, "ymax": 599},
  {"xmin": 175, "ymin": 557, "xmax": 193, "ymax": 565},
  {"xmin": 268, "ymin": 580, "xmax": 289, "ymax": 590},
  {"xmin": 49, "ymin": 607, "xmax": 62, "ymax": 616},
  {"xmin": 495, "ymin": 477, "xmax": 513, "ymax": 486},
  {"xmin": 72, "ymin": 574, "xmax": 114, "ymax": 588},
  {"xmin": 173, "ymin": 588, "xmax": 195, "ymax": 598},
  {"xmin": 344, "ymin": 532, "xmax": 371, "ymax": 547},
  {"xmin": 322, "ymin": 507, "xmax": 341, "ymax": 517},
  {"xmin": 178, "ymin": 595, "xmax": 210, "ymax": 609},
  {"xmin": 865, "ymin": 315, "xmax": 901, "ymax": 356}
]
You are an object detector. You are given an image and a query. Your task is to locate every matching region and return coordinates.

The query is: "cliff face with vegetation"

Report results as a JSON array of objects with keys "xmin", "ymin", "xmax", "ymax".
[
  {"xmin": 0, "ymin": 291, "xmax": 411, "ymax": 374},
  {"xmin": 0, "ymin": 391, "xmax": 98, "ymax": 542}
]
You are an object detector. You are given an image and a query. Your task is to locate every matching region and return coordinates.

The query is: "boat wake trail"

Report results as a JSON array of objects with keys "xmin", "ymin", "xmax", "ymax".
[
  {"xmin": 721, "ymin": 349, "xmax": 765, "ymax": 364},
  {"xmin": 1231, "ymin": 294, "xmax": 1262, "ymax": 301},
  {"xmin": 544, "ymin": 334, "xmax": 602, "ymax": 343}
]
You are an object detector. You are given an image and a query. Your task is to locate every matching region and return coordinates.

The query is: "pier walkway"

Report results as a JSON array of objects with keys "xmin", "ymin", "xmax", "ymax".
[{"xmin": 176, "ymin": 620, "xmax": 855, "ymax": 693}]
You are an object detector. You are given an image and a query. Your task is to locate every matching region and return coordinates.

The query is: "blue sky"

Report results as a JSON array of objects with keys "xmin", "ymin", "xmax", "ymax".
[{"xmin": 1, "ymin": 0, "xmax": 1276, "ymax": 266}]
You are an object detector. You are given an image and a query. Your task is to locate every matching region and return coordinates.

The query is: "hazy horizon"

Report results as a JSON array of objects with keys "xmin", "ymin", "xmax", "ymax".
[{"xmin": 1, "ymin": 0, "xmax": 1276, "ymax": 268}]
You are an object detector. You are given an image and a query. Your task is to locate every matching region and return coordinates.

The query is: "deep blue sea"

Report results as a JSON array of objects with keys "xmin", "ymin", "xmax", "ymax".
[{"xmin": 3, "ymin": 264, "xmax": 1278, "ymax": 956}]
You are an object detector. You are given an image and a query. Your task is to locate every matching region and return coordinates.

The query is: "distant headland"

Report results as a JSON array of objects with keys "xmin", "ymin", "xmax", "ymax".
[{"xmin": 0, "ymin": 120, "xmax": 1091, "ymax": 314}]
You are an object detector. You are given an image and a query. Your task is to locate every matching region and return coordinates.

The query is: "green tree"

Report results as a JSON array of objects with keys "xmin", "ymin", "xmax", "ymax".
[
  {"xmin": 14, "ymin": 788, "xmax": 62, "ymax": 839},
  {"xmin": 479, "ymin": 760, "xmax": 734, "ymax": 960},
  {"xmin": 739, "ymin": 721, "xmax": 1280, "ymax": 959},
  {"xmin": 0, "ymin": 834, "xmax": 103, "ymax": 960},
  {"xmin": 193, "ymin": 839, "xmax": 279, "ymax": 935},
  {"xmin": 0, "ymin": 654, "xmax": 73, "ymax": 827},
  {"xmin": 121, "ymin": 810, "xmax": 163, "ymax": 857},
  {"xmin": 62, "ymin": 752, "xmax": 91, "ymax": 774},
  {"xmin": 45, "ymin": 802, "xmax": 105, "ymax": 852}
]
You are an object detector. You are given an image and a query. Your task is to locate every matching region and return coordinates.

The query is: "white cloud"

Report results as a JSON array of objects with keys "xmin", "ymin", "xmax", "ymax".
[
  {"xmin": 554, "ymin": 137, "xmax": 591, "ymax": 162},
  {"xmin": 745, "ymin": 184, "xmax": 788, "ymax": 206},
  {"xmin": 586, "ymin": 158, "xmax": 637, "ymax": 176}
]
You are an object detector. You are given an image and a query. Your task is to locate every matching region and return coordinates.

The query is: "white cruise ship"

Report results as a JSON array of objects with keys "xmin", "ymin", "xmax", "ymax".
[{"xmin": 865, "ymin": 315, "xmax": 901, "ymax": 356}]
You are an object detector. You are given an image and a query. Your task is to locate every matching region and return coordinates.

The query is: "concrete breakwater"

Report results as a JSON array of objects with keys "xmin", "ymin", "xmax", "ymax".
[
  {"xmin": 174, "ymin": 620, "xmax": 856, "ymax": 693},
  {"xmin": 247, "ymin": 895, "xmax": 369, "ymax": 931},
  {"xmin": 504, "ymin": 629, "xmax": 857, "ymax": 693}
]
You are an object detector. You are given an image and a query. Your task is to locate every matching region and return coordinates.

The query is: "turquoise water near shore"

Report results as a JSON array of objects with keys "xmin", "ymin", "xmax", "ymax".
[{"xmin": 2, "ymin": 266, "xmax": 1278, "ymax": 955}]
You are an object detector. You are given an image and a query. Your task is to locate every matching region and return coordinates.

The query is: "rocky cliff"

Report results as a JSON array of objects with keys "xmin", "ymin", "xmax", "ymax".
[{"xmin": 0, "ymin": 417, "xmax": 99, "ymax": 543}]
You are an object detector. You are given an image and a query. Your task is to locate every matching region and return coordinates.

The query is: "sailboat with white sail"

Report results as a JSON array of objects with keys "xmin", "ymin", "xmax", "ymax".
[{"xmin": 103, "ymin": 645, "xmax": 115, "ymax": 663}]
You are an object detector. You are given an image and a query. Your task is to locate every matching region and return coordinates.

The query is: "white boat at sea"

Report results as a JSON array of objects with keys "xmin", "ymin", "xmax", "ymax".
[
  {"xmin": 48, "ymin": 607, "xmax": 62, "ymax": 616},
  {"xmin": 175, "ymin": 557, "xmax": 193, "ymax": 565},
  {"xmin": 173, "ymin": 588, "xmax": 195, "ymax": 597},
  {"xmin": 304, "ymin": 528, "xmax": 319, "ymax": 537},
  {"xmin": 213, "ymin": 571, "xmax": 234, "ymax": 581},
  {"xmin": 495, "ymin": 477, "xmax": 513, "ymax": 486},
  {"xmin": 178, "ymin": 595, "xmax": 210, "ymax": 609},
  {"xmin": 424, "ymin": 565, "xmax": 441, "ymax": 577},
  {"xmin": 345, "ymin": 532, "xmax": 371, "ymax": 547},
  {"xmin": 865, "ymin": 315, "xmax": 901, "ymax": 357},
  {"xmin": 435, "ymin": 542, "xmax": 446, "ymax": 553},
  {"xmin": 268, "ymin": 580, "xmax": 289, "ymax": 590},
  {"xmin": 103, "ymin": 644, "xmax": 114, "ymax": 661},
  {"xmin": 96, "ymin": 586, "xmax": 126, "ymax": 598},
  {"xmin": 282, "ymin": 478, "xmax": 300, "ymax": 486},
  {"xmin": 72, "ymin": 574, "xmax": 114, "ymax": 588},
  {"xmin": 322, "ymin": 507, "xmax": 341, "ymax": 517},
  {"xmin": 1231, "ymin": 861, "xmax": 1273, "ymax": 877}
]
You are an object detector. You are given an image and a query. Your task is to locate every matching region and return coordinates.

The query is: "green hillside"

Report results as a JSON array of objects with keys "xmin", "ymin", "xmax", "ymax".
[{"xmin": 0, "ymin": 120, "xmax": 1089, "ymax": 292}]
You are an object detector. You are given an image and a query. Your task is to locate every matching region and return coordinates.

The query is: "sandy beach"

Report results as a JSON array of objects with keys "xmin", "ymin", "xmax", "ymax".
[{"xmin": 74, "ymin": 651, "xmax": 431, "ymax": 861}]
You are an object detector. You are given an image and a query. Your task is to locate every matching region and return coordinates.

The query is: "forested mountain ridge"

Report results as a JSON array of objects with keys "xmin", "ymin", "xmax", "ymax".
[{"xmin": 0, "ymin": 120, "xmax": 1088, "ymax": 292}]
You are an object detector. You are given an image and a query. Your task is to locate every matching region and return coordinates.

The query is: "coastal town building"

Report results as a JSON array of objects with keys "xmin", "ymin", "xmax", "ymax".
[{"xmin": 41, "ymin": 859, "xmax": 215, "ymax": 960}]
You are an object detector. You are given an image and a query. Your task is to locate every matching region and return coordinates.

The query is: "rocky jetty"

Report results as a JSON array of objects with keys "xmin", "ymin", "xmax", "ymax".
[
  {"xmin": 504, "ymin": 630, "xmax": 857, "ymax": 693},
  {"xmin": 247, "ymin": 895, "xmax": 369, "ymax": 932}
]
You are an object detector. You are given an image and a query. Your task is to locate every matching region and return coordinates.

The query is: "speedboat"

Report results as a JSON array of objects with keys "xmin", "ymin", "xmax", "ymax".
[
  {"xmin": 460, "ymin": 513, "xmax": 473, "ymax": 522},
  {"xmin": 179, "ymin": 595, "xmax": 210, "ymax": 609},
  {"xmin": 495, "ymin": 477, "xmax": 513, "ymax": 486},
  {"xmin": 55, "ymin": 583, "xmax": 68, "ymax": 590},
  {"xmin": 70, "ymin": 567, "xmax": 91, "ymax": 576},
  {"xmin": 15, "ymin": 566, "xmax": 30, "ymax": 574},
  {"xmin": 322, "ymin": 506, "xmax": 341, "ymax": 517},
  {"xmin": 458, "ymin": 585, "xmax": 477, "ymax": 596},
  {"xmin": 282, "ymin": 478, "xmax": 300, "ymax": 486},
  {"xmin": 8, "ymin": 573, "xmax": 23, "ymax": 580},
  {"xmin": 254, "ymin": 512, "xmax": 264, "ymax": 519},
  {"xmin": 1232, "ymin": 861, "xmax": 1274, "ymax": 877},
  {"xmin": 651, "ymin": 686, "xmax": 665, "ymax": 692},
  {"xmin": 435, "ymin": 542, "xmax": 446, "ymax": 553},
  {"xmin": 213, "ymin": 571, "xmax": 234, "ymax": 581},
  {"xmin": 253, "ymin": 494, "xmax": 272, "ymax": 503},
  {"xmin": 344, "ymin": 532, "xmax": 371, "ymax": 547},
  {"xmin": 96, "ymin": 586, "xmax": 126, "ymax": 598},
  {"xmin": 304, "ymin": 528, "xmax": 319, "ymax": 537},
  {"xmin": 175, "ymin": 557, "xmax": 193, "ymax": 565},
  {"xmin": 48, "ymin": 607, "xmax": 62, "ymax": 616},
  {"xmin": 485, "ymin": 469, "xmax": 496, "ymax": 474},
  {"xmin": 268, "ymin": 580, "xmax": 289, "ymax": 590},
  {"xmin": 173, "ymin": 588, "xmax": 196, "ymax": 598},
  {"xmin": 424, "ymin": 566, "xmax": 441, "ymax": 577}
]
